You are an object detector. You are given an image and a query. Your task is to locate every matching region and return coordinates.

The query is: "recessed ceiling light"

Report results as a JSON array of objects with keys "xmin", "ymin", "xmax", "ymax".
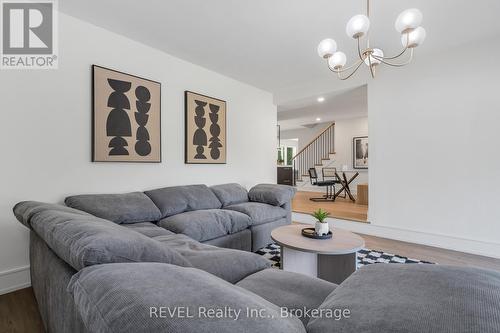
[
  {"xmin": 317, "ymin": 97, "xmax": 325, "ymax": 102},
  {"xmin": 316, "ymin": 117, "xmax": 321, "ymax": 122}
]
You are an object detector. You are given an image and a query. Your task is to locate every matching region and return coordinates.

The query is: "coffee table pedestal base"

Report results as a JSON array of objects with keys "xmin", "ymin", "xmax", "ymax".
[{"xmin": 280, "ymin": 246, "xmax": 357, "ymax": 285}]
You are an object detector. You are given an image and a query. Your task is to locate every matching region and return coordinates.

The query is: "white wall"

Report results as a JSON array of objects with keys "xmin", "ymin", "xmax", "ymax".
[
  {"xmin": 281, "ymin": 117, "xmax": 368, "ymax": 193},
  {"xmin": 0, "ymin": 13, "xmax": 276, "ymax": 294},
  {"xmin": 368, "ymin": 36, "xmax": 500, "ymax": 254}
]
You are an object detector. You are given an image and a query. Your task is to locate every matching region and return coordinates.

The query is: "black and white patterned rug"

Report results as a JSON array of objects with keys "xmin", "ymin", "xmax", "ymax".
[{"xmin": 256, "ymin": 243, "xmax": 435, "ymax": 269}]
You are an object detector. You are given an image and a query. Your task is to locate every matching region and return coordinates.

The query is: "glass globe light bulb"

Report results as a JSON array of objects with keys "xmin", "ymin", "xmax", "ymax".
[
  {"xmin": 395, "ymin": 8, "xmax": 423, "ymax": 33},
  {"xmin": 402, "ymin": 27, "xmax": 426, "ymax": 48},
  {"xmin": 346, "ymin": 15, "xmax": 370, "ymax": 39},
  {"xmin": 317, "ymin": 38, "xmax": 337, "ymax": 59},
  {"xmin": 364, "ymin": 48, "xmax": 384, "ymax": 66},
  {"xmin": 328, "ymin": 52, "xmax": 347, "ymax": 69}
]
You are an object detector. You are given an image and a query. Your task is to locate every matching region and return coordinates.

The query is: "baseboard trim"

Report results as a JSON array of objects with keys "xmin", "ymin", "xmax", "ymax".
[
  {"xmin": 0, "ymin": 265, "xmax": 31, "ymax": 295},
  {"xmin": 293, "ymin": 212, "xmax": 500, "ymax": 259}
]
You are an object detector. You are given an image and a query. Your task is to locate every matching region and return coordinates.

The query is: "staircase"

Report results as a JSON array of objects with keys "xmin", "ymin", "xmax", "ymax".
[{"xmin": 292, "ymin": 122, "xmax": 336, "ymax": 187}]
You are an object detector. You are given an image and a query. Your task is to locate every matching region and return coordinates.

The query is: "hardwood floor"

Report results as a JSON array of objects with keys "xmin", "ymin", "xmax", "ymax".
[
  {"xmin": 292, "ymin": 190, "xmax": 368, "ymax": 222},
  {"xmin": 1, "ymin": 233, "xmax": 499, "ymax": 332},
  {"xmin": 0, "ymin": 287, "xmax": 44, "ymax": 333},
  {"xmin": 360, "ymin": 233, "xmax": 500, "ymax": 271}
]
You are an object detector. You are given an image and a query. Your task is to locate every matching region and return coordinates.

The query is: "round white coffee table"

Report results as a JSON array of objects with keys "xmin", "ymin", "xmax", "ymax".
[{"xmin": 271, "ymin": 224, "xmax": 365, "ymax": 284}]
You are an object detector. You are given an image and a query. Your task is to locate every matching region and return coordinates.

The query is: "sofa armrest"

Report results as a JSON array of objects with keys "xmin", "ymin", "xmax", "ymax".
[
  {"xmin": 13, "ymin": 201, "xmax": 191, "ymax": 270},
  {"xmin": 13, "ymin": 201, "xmax": 91, "ymax": 230},
  {"xmin": 248, "ymin": 184, "xmax": 296, "ymax": 206},
  {"xmin": 68, "ymin": 263, "xmax": 306, "ymax": 333}
]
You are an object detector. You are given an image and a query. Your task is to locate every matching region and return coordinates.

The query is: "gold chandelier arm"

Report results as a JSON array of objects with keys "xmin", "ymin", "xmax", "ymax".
[
  {"xmin": 326, "ymin": 58, "xmax": 363, "ymax": 73},
  {"xmin": 367, "ymin": 55, "xmax": 375, "ymax": 78},
  {"xmin": 335, "ymin": 60, "xmax": 365, "ymax": 80},
  {"xmin": 379, "ymin": 33, "xmax": 409, "ymax": 60},
  {"xmin": 356, "ymin": 37, "xmax": 365, "ymax": 61},
  {"xmin": 372, "ymin": 48, "xmax": 414, "ymax": 67}
]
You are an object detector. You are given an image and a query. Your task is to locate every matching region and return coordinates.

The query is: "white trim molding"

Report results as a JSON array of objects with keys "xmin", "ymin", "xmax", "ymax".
[
  {"xmin": 293, "ymin": 212, "xmax": 500, "ymax": 259},
  {"xmin": 0, "ymin": 265, "xmax": 30, "ymax": 295}
]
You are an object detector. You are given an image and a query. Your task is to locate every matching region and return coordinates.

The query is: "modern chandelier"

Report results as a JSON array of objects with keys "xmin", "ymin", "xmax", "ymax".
[{"xmin": 317, "ymin": 0, "xmax": 426, "ymax": 80}]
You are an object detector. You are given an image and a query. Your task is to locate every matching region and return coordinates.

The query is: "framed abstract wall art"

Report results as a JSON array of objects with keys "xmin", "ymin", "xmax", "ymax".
[
  {"xmin": 185, "ymin": 91, "xmax": 226, "ymax": 164},
  {"xmin": 353, "ymin": 136, "xmax": 368, "ymax": 169},
  {"xmin": 92, "ymin": 65, "xmax": 161, "ymax": 162}
]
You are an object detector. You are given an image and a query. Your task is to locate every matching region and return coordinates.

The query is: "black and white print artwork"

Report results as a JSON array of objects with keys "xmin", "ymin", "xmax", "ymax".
[
  {"xmin": 353, "ymin": 136, "xmax": 368, "ymax": 169},
  {"xmin": 93, "ymin": 65, "xmax": 161, "ymax": 162},
  {"xmin": 185, "ymin": 91, "xmax": 226, "ymax": 164}
]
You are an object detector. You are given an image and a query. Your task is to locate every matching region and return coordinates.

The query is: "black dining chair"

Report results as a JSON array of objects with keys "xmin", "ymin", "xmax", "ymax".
[
  {"xmin": 308, "ymin": 168, "xmax": 337, "ymax": 202},
  {"xmin": 322, "ymin": 167, "xmax": 342, "ymax": 197}
]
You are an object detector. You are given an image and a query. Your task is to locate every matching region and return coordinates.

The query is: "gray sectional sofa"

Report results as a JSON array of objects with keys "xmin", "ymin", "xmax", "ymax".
[
  {"xmin": 13, "ymin": 183, "xmax": 500, "ymax": 333},
  {"xmin": 64, "ymin": 183, "xmax": 295, "ymax": 252}
]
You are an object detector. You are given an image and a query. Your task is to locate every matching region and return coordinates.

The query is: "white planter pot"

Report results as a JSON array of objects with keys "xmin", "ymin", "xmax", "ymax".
[{"xmin": 315, "ymin": 221, "xmax": 330, "ymax": 236}]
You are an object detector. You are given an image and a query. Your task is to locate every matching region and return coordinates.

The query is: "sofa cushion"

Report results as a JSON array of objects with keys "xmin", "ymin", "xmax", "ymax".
[
  {"xmin": 122, "ymin": 222, "xmax": 175, "ymax": 238},
  {"xmin": 210, "ymin": 183, "xmax": 249, "ymax": 207},
  {"xmin": 69, "ymin": 263, "xmax": 306, "ymax": 333},
  {"xmin": 153, "ymin": 234, "xmax": 271, "ymax": 283},
  {"xmin": 14, "ymin": 201, "xmax": 191, "ymax": 270},
  {"xmin": 158, "ymin": 209, "xmax": 251, "ymax": 242},
  {"xmin": 248, "ymin": 184, "xmax": 296, "ymax": 206},
  {"xmin": 65, "ymin": 192, "xmax": 162, "ymax": 224},
  {"xmin": 307, "ymin": 264, "xmax": 500, "ymax": 333},
  {"xmin": 237, "ymin": 268, "xmax": 337, "ymax": 325},
  {"xmin": 144, "ymin": 185, "xmax": 222, "ymax": 218},
  {"xmin": 224, "ymin": 202, "xmax": 287, "ymax": 225}
]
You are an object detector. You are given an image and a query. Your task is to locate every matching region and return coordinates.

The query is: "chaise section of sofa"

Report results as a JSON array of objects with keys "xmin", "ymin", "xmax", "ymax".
[
  {"xmin": 68, "ymin": 262, "xmax": 308, "ymax": 333},
  {"xmin": 307, "ymin": 263, "xmax": 500, "ymax": 333}
]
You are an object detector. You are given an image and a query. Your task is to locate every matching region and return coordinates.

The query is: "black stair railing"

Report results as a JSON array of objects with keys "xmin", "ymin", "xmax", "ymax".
[{"xmin": 291, "ymin": 123, "xmax": 335, "ymax": 184}]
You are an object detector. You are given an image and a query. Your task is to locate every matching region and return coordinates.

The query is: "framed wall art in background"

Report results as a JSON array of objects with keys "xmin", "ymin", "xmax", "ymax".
[{"xmin": 353, "ymin": 136, "xmax": 368, "ymax": 169}]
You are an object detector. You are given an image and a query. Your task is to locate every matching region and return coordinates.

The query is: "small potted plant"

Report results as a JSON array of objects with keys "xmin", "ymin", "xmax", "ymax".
[{"xmin": 312, "ymin": 208, "xmax": 330, "ymax": 236}]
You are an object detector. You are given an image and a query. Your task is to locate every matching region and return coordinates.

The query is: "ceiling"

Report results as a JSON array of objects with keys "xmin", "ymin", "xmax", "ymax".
[
  {"xmin": 60, "ymin": 0, "xmax": 500, "ymax": 104},
  {"xmin": 278, "ymin": 85, "xmax": 367, "ymax": 130}
]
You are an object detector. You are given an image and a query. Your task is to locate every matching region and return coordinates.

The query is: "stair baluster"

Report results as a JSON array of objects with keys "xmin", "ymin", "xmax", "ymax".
[{"xmin": 291, "ymin": 122, "xmax": 335, "ymax": 185}]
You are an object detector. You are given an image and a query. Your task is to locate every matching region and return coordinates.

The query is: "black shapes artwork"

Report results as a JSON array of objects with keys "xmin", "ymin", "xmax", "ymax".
[
  {"xmin": 185, "ymin": 91, "xmax": 226, "ymax": 164},
  {"xmin": 134, "ymin": 86, "xmax": 152, "ymax": 156},
  {"xmin": 106, "ymin": 79, "xmax": 132, "ymax": 155},
  {"xmin": 208, "ymin": 104, "xmax": 222, "ymax": 160},
  {"xmin": 93, "ymin": 65, "xmax": 161, "ymax": 162},
  {"xmin": 193, "ymin": 100, "xmax": 208, "ymax": 159}
]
